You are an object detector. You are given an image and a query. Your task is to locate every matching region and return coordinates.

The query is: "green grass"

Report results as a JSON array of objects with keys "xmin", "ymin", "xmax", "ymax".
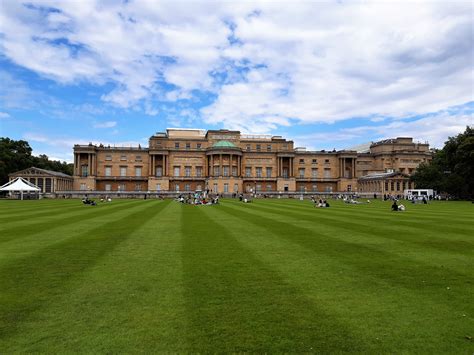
[{"xmin": 0, "ymin": 198, "xmax": 473, "ymax": 353}]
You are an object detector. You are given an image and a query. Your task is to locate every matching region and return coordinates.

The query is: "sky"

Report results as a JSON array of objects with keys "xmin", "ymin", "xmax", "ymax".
[{"xmin": 0, "ymin": 0, "xmax": 473, "ymax": 162}]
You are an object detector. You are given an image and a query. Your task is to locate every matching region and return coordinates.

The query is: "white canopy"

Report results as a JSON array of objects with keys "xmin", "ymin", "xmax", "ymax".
[{"xmin": 0, "ymin": 177, "xmax": 40, "ymax": 199}]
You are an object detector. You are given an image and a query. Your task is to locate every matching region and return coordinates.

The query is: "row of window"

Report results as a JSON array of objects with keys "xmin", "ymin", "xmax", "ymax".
[
  {"xmin": 158, "ymin": 142, "xmax": 291, "ymax": 151},
  {"xmin": 104, "ymin": 166, "xmax": 143, "ymax": 177},
  {"xmin": 299, "ymin": 158, "xmax": 330, "ymax": 164},
  {"xmin": 105, "ymin": 155, "xmax": 142, "ymax": 162}
]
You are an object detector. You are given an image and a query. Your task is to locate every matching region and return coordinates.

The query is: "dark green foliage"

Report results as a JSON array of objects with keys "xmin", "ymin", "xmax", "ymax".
[
  {"xmin": 0, "ymin": 137, "xmax": 73, "ymax": 184},
  {"xmin": 411, "ymin": 126, "xmax": 474, "ymax": 199},
  {"xmin": 0, "ymin": 199, "xmax": 473, "ymax": 353}
]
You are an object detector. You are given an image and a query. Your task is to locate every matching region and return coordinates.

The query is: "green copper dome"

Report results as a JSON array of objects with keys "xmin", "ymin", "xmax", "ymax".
[{"xmin": 212, "ymin": 140, "xmax": 238, "ymax": 148}]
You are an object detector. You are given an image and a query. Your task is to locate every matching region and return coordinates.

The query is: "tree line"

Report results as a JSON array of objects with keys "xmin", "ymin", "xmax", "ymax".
[
  {"xmin": 411, "ymin": 126, "xmax": 473, "ymax": 199},
  {"xmin": 0, "ymin": 137, "xmax": 73, "ymax": 185}
]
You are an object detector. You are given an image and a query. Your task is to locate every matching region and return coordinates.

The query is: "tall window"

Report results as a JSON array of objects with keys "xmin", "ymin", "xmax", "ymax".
[
  {"xmin": 256, "ymin": 167, "xmax": 262, "ymax": 178},
  {"xmin": 213, "ymin": 183, "xmax": 218, "ymax": 193},
  {"xmin": 105, "ymin": 166, "xmax": 112, "ymax": 177},
  {"xmin": 135, "ymin": 183, "xmax": 142, "ymax": 191},
  {"xmin": 185, "ymin": 184, "xmax": 191, "ymax": 191},
  {"xmin": 135, "ymin": 167, "xmax": 142, "ymax": 177},
  {"xmin": 81, "ymin": 165, "xmax": 88, "ymax": 177},
  {"xmin": 118, "ymin": 183, "xmax": 126, "ymax": 191},
  {"xmin": 223, "ymin": 166, "xmax": 229, "ymax": 177},
  {"xmin": 156, "ymin": 166, "xmax": 163, "ymax": 177},
  {"xmin": 245, "ymin": 167, "xmax": 251, "ymax": 177},
  {"xmin": 174, "ymin": 166, "xmax": 180, "ymax": 177},
  {"xmin": 256, "ymin": 184, "xmax": 262, "ymax": 192},
  {"xmin": 224, "ymin": 183, "xmax": 229, "ymax": 193},
  {"xmin": 214, "ymin": 166, "xmax": 220, "ymax": 176},
  {"xmin": 234, "ymin": 183, "xmax": 238, "ymax": 192},
  {"xmin": 156, "ymin": 183, "xmax": 161, "ymax": 191},
  {"xmin": 312, "ymin": 184, "xmax": 317, "ymax": 192},
  {"xmin": 266, "ymin": 167, "xmax": 272, "ymax": 177},
  {"xmin": 175, "ymin": 184, "xmax": 180, "ymax": 192},
  {"xmin": 232, "ymin": 166, "xmax": 237, "ymax": 176},
  {"xmin": 283, "ymin": 168, "xmax": 288, "ymax": 178},
  {"xmin": 120, "ymin": 166, "xmax": 127, "ymax": 177},
  {"xmin": 311, "ymin": 168, "xmax": 318, "ymax": 178},
  {"xmin": 80, "ymin": 183, "xmax": 86, "ymax": 190},
  {"xmin": 324, "ymin": 168, "xmax": 331, "ymax": 178},
  {"xmin": 266, "ymin": 184, "xmax": 272, "ymax": 191},
  {"xmin": 105, "ymin": 184, "xmax": 111, "ymax": 191},
  {"xmin": 185, "ymin": 166, "xmax": 191, "ymax": 177},
  {"xmin": 196, "ymin": 166, "xmax": 202, "ymax": 177},
  {"xmin": 299, "ymin": 168, "xmax": 305, "ymax": 178}
]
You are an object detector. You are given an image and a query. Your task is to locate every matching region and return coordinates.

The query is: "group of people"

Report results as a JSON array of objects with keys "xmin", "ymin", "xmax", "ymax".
[
  {"xmin": 238, "ymin": 193, "xmax": 252, "ymax": 203},
  {"xmin": 391, "ymin": 200, "xmax": 406, "ymax": 211},
  {"xmin": 81, "ymin": 196, "xmax": 97, "ymax": 206},
  {"xmin": 176, "ymin": 192, "xmax": 219, "ymax": 205},
  {"xmin": 311, "ymin": 196, "xmax": 330, "ymax": 208}
]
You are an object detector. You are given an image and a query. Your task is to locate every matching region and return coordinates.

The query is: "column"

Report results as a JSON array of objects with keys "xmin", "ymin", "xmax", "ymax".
[
  {"xmin": 352, "ymin": 159, "xmax": 356, "ymax": 178},
  {"xmin": 74, "ymin": 154, "xmax": 78, "ymax": 175},
  {"xmin": 219, "ymin": 154, "xmax": 223, "ymax": 177},
  {"xmin": 230, "ymin": 154, "xmax": 233, "ymax": 176},
  {"xmin": 210, "ymin": 155, "xmax": 214, "ymax": 176}
]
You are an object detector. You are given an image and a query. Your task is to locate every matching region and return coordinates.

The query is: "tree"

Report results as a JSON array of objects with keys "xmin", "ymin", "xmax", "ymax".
[{"xmin": 411, "ymin": 126, "xmax": 474, "ymax": 199}]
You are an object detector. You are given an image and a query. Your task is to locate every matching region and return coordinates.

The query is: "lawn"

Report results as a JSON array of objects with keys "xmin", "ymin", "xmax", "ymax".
[{"xmin": 0, "ymin": 198, "xmax": 473, "ymax": 353}]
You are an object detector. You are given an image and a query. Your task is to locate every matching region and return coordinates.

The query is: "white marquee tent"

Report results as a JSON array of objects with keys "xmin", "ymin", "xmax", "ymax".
[{"xmin": 0, "ymin": 177, "xmax": 41, "ymax": 200}]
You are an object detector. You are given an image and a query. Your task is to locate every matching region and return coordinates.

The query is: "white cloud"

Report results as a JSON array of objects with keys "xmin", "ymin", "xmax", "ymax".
[
  {"xmin": 93, "ymin": 121, "xmax": 117, "ymax": 128},
  {"xmin": 0, "ymin": 0, "xmax": 472, "ymax": 134},
  {"xmin": 0, "ymin": 112, "xmax": 11, "ymax": 118}
]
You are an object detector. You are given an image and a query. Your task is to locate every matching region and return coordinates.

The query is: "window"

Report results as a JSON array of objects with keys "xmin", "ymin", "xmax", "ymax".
[
  {"xmin": 185, "ymin": 166, "xmax": 191, "ymax": 177},
  {"xmin": 299, "ymin": 159, "xmax": 305, "ymax": 164},
  {"xmin": 312, "ymin": 159, "xmax": 317, "ymax": 164},
  {"xmin": 385, "ymin": 182, "xmax": 389, "ymax": 191},
  {"xmin": 185, "ymin": 184, "xmax": 191, "ymax": 191},
  {"xmin": 197, "ymin": 185, "xmax": 202, "ymax": 191},
  {"xmin": 390, "ymin": 181, "xmax": 395, "ymax": 191},
  {"xmin": 214, "ymin": 166, "xmax": 220, "ymax": 176},
  {"xmin": 135, "ymin": 183, "xmax": 142, "ymax": 191},
  {"xmin": 175, "ymin": 142, "xmax": 180, "ymax": 149},
  {"xmin": 245, "ymin": 167, "xmax": 251, "ymax": 177},
  {"xmin": 120, "ymin": 155, "xmax": 127, "ymax": 161},
  {"xmin": 135, "ymin": 167, "xmax": 142, "ymax": 177},
  {"xmin": 311, "ymin": 168, "xmax": 318, "ymax": 178},
  {"xmin": 396, "ymin": 181, "xmax": 400, "ymax": 191},
  {"xmin": 105, "ymin": 155, "xmax": 112, "ymax": 161},
  {"xmin": 283, "ymin": 144, "xmax": 288, "ymax": 150},
  {"xmin": 256, "ymin": 144, "xmax": 261, "ymax": 151},
  {"xmin": 266, "ymin": 167, "xmax": 272, "ymax": 177},
  {"xmin": 266, "ymin": 144, "xmax": 272, "ymax": 152},
  {"xmin": 324, "ymin": 168, "xmax": 331, "ymax": 178},
  {"xmin": 213, "ymin": 183, "xmax": 218, "ymax": 193},
  {"xmin": 80, "ymin": 183, "xmax": 86, "ymax": 190},
  {"xmin": 175, "ymin": 184, "xmax": 180, "ymax": 192},
  {"xmin": 266, "ymin": 184, "xmax": 272, "ymax": 191},
  {"xmin": 118, "ymin": 183, "xmax": 126, "ymax": 191},
  {"xmin": 105, "ymin": 166, "xmax": 112, "ymax": 177},
  {"xmin": 232, "ymin": 166, "xmax": 237, "ymax": 176},
  {"xmin": 223, "ymin": 166, "xmax": 229, "ymax": 177},
  {"xmin": 224, "ymin": 183, "xmax": 229, "ymax": 193},
  {"xmin": 196, "ymin": 167, "xmax": 202, "ymax": 177},
  {"xmin": 299, "ymin": 185, "xmax": 305, "ymax": 192},
  {"xmin": 174, "ymin": 166, "xmax": 180, "ymax": 177},
  {"xmin": 120, "ymin": 166, "xmax": 127, "ymax": 177},
  {"xmin": 186, "ymin": 143, "xmax": 190, "ymax": 150},
  {"xmin": 197, "ymin": 143, "xmax": 202, "ymax": 150},
  {"xmin": 105, "ymin": 184, "xmax": 111, "ymax": 191},
  {"xmin": 299, "ymin": 168, "xmax": 305, "ymax": 178},
  {"xmin": 256, "ymin": 167, "xmax": 262, "ymax": 178},
  {"xmin": 81, "ymin": 165, "xmax": 88, "ymax": 177},
  {"xmin": 284, "ymin": 184, "xmax": 289, "ymax": 191},
  {"xmin": 135, "ymin": 155, "xmax": 142, "ymax": 162},
  {"xmin": 256, "ymin": 184, "xmax": 262, "ymax": 192},
  {"xmin": 312, "ymin": 184, "xmax": 318, "ymax": 192},
  {"xmin": 325, "ymin": 159, "xmax": 330, "ymax": 164},
  {"xmin": 156, "ymin": 183, "xmax": 161, "ymax": 191},
  {"xmin": 283, "ymin": 168, "xmax": 289, "ymax": 178},
  {"xmin": 403, "ymin": 181, "xmax": 407, "ymax": 190},
  {"xmin": 234, "ymin": 183, "xmax": 239, "ymax": 192},
  {"xmin": 156, "ymin": 166, "xmax": 163, "ymax": 177}
]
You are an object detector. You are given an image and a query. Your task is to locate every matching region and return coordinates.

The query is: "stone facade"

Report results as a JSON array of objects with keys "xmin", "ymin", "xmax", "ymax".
[
  {"xmin": 9, "ymin": 167, "xmax": 73, "ymax": 193},
  {"xmin": 72, "ymin": 129, "xmax": 432, "ymax": 194}
]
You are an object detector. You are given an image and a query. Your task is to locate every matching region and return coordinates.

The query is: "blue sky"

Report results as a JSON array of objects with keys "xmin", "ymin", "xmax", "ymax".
[{"xmin": 0, "ymin": 0, "xmax": 473, "ymax": 162}]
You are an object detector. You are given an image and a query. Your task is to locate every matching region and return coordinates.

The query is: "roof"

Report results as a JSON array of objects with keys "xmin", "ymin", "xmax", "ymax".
[
  {"xmin": 0, "ymin": 177, "xmax": 40, "ymax": 191},
  {"xmin": 358, "ymin": 171, "xmax": 409, "ymax": 181},
  {"xmin": 212, "ymin": 140, "xmax": 238, "ymax": 148},
  {"xmin": 9, "ymin": 167, "xmax": 72, "ymax": 178}
]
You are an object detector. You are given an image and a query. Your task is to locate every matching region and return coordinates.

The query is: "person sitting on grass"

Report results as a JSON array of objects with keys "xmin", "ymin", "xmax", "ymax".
[
  {"xmin": 398, "ymin": 204, "xmax": 406, "ymax": 211},
  {"xmin": 392, "ymin": 200, "xmax": 399, "ymax": 211}
]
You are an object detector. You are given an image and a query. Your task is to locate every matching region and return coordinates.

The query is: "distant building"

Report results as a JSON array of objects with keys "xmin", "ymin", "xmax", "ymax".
[
  {"xmin": 72, "ymin": 129, "xmax": 432, "ymax": 194},
  {"xmin": 9, "ymin": 167, "xmax": 73, "ymax": 193}
]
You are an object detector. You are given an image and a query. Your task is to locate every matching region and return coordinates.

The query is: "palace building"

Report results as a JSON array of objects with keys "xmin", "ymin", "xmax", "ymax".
[{"xmin": 72, "ymin": 129, "xmax": 432, "ymax": 195}]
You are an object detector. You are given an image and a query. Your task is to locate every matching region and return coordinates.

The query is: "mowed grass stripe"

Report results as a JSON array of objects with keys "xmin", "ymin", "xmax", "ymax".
[
  {"xmin": 180, "ymin": 203, "xmax": 365, "ymax": 353},
  {"xmin": 216, "ymin": 201, "xmax": 474, "ymax": 352},
  {"xmin": 1, "ymin": 200, "xmax": 190, "ymax": 353},
  {"xmin": 0, "ymin": 200, "xmax": 79, "ymax": 216},
  {"xmin": 229, "ymin": 200, "xmax": 474, "ymax": 256},
  {"xmin": 0, "ymin": 200, "xmax": 169, "ymax": 346},
  {"xmin": 219, "ymin": 202, "xmax": 473, "ymax": 307},
  {"xmin": 0, "ymin": 199, "xmax": 144, "ymax": 244}
]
